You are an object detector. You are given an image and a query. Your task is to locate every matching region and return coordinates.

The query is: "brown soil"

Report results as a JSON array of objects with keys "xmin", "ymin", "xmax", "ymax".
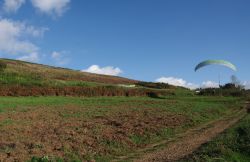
[
  {"xmin": 0, "ymin": 106, "xmax": 187, "ymax": 161},
  {"xmin": 124, "ymin": 108, "xmax": 247, "ymax": 162}
]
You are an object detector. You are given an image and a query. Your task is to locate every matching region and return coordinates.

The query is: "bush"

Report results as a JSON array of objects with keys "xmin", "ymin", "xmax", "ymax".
[
  {"xmin": 136, "ymin": 81, "xmax": 176, "ymax": 89},
  {"xmin": 198, "ymin": 83, "xmax": 247, "ymax": 97},
  {"xmin": 0, "ymin": 85, "xmax": 175, "ymax": 97}
]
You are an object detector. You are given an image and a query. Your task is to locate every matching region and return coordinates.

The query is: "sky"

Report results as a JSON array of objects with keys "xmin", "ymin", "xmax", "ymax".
[{"xmin": 0, "ymin": 0, "xmax": 250, "ymax": 89}]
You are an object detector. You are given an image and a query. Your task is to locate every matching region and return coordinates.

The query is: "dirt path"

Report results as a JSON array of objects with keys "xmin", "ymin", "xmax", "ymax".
[{"xmin": 114, "ymin": 106, "xmax": 247, "ymax": 162}]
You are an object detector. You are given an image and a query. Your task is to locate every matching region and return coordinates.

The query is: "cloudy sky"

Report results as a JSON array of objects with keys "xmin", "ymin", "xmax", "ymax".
[{"xmin": 0, "ymin": 0, "xmax": 250, "ymax": 89}]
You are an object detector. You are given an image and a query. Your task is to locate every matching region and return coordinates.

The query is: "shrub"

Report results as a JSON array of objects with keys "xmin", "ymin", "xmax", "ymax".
[
  {"xmin": 0, "ymin": 85, "xmax": 174, "ymax": 97},
  {"xmin": 136, "ymin": 81, "xmax": 176, "ymax": 89}
]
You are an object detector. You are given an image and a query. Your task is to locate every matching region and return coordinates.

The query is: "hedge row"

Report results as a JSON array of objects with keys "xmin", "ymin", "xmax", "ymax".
[{"xmin": 0, "ymin": 85, "xmax": 174, "ymax": 97}]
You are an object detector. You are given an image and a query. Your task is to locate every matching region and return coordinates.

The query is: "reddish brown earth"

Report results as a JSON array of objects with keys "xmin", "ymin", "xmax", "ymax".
[
  {"xmin": 127, "ymin": 108, "xmax": 247, "ymax": 162},
  {"xmin": 0, "ymin": 106, "xmax": 187, "ymax": 161}
]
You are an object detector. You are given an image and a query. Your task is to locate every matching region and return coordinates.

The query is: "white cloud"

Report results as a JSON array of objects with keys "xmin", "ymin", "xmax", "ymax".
[
  {"xmin": 2, "ymin": 0, "xmax": 71, "ymax": 17},
  {"xmin": 3, "ymin": 0, "xmax": 26, "ymax": 13},
  {"xmin": 51, "ymin": 51, "xmax": 70, "ymax": 65},
  {"xmin": 201, "ymin": 81, "xmax": 219, "ymax": 88},
  {"xmin": 155, "ymin": 77, "xmax": 221, "ymax": 90},
  {"xmin": 0, "ymin": 19, "xmax": 47, "ymax": 62},
  {"xmin": 31, "ymin": 0, "xmax": 71, "ymax": 16},
  {"xmin": 17, "ymin": 52, "xmax": 39, "ymax": 62},
  {"xmin": 25, "ymin": 26, "xmax": 48, "ymax": 37},
  {"xmin": 156, "ymin": 77, "xmax": 186, "ymax": 87},
  {"xmin": 186, "ymin": 82, "xmax": 200, "ymax": 90},
  {"xmin": 243, "ymin": 81, "xmax": 250, "ymax": 90},
  {"xmin": 156, "ymin": 77, "xmax": 199, "ymax": 89},
  {"xmin": 82, "ymin": 65, "xmax": 122, "ymax": 76},
  {"xmin": 51, "ymin": 51, "xmax": 60, "ymax": 59},
  {"xmin": 0, "ymin": 19, "xmax": 37, "ymax": 54}
]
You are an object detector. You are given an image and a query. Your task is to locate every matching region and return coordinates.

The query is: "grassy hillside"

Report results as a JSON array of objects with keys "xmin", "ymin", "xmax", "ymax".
[
  {"xmin": 0, "ymin": 58, "xmax": 137, "ymax": 86},
  {"xmin": 0, "ymin": 59, "xmax": 180, "ymax": 97}
]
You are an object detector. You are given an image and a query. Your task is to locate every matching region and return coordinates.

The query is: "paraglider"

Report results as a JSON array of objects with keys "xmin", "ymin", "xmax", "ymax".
[
  {"xmin": 195, "ymin": 60, "xmax": 237, "ymax": 72},
  {"xmin": 195, "ymin": 59, "xmax": 237, "ymax": 87}
]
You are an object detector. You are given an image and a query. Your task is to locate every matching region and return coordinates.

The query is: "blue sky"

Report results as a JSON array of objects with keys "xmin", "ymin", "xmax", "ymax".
[{"xmin": 0, "ymin": 0, "xmax": 249, "ymax": 88}]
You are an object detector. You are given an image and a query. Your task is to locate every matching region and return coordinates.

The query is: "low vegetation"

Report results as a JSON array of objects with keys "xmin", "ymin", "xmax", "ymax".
[
  {"xmin": 136, "ymin": 81, "xmax": 176, "ymax": 89},
  {"xmin": 179, "ymin": 113, "xmax": 250, "ymax": 162},
  {"xmin": 0, "ymin": 85, "xmax": 175, "ymax": 97},
  {"xmin": 0, "ymin": 96, "xmax": 243, "ymax": 161},
  {"xmin": 0, "ymin": 59, "xmax": 136, "ymax": 86},
  {"xmin": 198, "ymin": 83, "xmax": 250, "ymax": 97}
]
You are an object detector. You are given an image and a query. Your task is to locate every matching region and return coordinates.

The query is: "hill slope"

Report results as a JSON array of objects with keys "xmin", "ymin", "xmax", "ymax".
[
  {"xmin": 0, "ymin": 58, "xmax": 179, "ymax": 97},
  {"xmin": 0, "ymin": 58, "xmax": 137, "ymax": 85}
]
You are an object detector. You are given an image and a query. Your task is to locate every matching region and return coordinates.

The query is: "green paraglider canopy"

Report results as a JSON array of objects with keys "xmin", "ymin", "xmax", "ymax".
[{"xmin": 195, "ymin": 60, "xmax": 237, "ymax": 72}]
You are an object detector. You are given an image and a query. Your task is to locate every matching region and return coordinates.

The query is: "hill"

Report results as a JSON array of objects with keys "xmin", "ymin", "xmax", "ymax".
[
  {"xmin": 0, "ymin": 58, "xmax": 137, "ymax": 85},
  {"xmin": 0, "ymin": 58, "xmax": 179, "ymax": 97}
]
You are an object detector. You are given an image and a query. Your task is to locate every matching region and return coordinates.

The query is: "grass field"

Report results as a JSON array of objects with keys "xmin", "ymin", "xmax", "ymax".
[
  {"xmin": 179, "ymin": 113, "xmax": 250, "ymax": 162},
  {"xmin": 0, "ymin": 96, "xmax": 244, "ymax": 161}
]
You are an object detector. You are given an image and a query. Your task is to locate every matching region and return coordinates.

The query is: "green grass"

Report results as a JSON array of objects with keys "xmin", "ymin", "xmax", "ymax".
[
  {"xmin": 179, "ymin": 114, "xmax": 250, "ymax": 162},
  {"xmin": 0, "ymin": 72, "xmax": 103, "ymax": 87},
  {"xmin": 129, "ymin": 128, "xmax": 175, "ymax": 146},
  {"xmin": 0, "ymin": 96, "xmax": 242, "ymax": 127},
  {"xmin": 0, "ymin": 58, "xmax": 134, "ymax": 88},
  {"xmin": 0, "ymin": 96, "xmax": 242, "ymax": 114},
  {"xmin": 27, "ymin": 156, "xmax": 64, "ymax": 162},
  {"xmin": 0, "ymin": 72, "xmax": 44, "ymax": 86},
  {"xmin": 0, "ymin": 119, "xmax": 13, "ymax": 127},
  {"xmin": 0, "ymin": 96, "xmax": 244, "ymax": 161}
]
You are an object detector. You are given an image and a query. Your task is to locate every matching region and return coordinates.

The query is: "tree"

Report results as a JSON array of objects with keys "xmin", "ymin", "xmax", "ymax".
[{"xmin": 222, "ymin": 83, "xmax": 237, "ymax": 89}]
